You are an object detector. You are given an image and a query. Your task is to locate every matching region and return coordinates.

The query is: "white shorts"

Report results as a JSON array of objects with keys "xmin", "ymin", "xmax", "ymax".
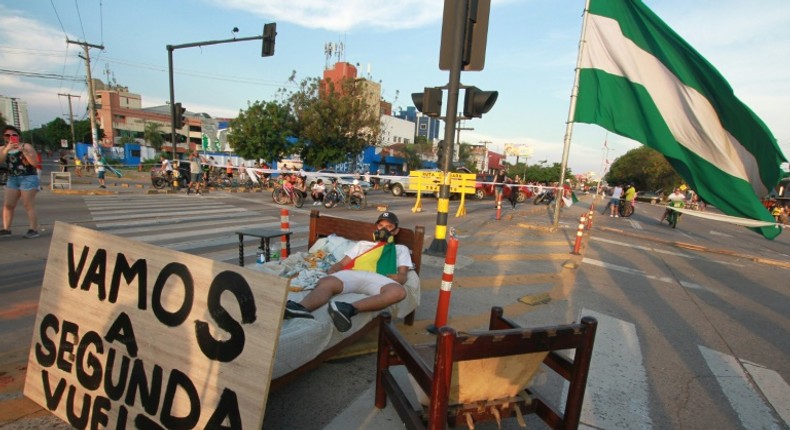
[{"xmin": 329, "ymin": 270, "xmax": 399, "ymax": 296}]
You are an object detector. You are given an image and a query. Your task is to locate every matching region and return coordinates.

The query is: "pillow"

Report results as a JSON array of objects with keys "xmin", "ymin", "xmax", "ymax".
[{"xmin": 309, "ymin": 234, "xmax": 357, "ymax": 261}]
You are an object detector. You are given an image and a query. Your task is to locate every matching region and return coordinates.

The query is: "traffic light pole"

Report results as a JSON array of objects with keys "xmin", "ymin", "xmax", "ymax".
[
  {"xmin": 426, "ymin": 0, "xmax": 468, "ymax": 257},
  {"xmin": 166, "ymin": 30, "xmax": 271, "ymax": 160}
]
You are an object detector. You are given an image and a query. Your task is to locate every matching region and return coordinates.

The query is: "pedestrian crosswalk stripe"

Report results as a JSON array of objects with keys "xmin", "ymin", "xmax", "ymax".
[
  {"xmin": 570, "ymin": 308, "xmax": 653, "ymax": 429},
  {"xmin": 698, "ymin": 346, "xmax": 783, "ymax": 429}
]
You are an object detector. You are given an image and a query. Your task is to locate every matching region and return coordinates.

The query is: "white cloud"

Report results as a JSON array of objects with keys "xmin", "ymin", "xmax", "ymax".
[{"xmin": 207, "ymin": 0, "xmax": 441, "ymax": 32}]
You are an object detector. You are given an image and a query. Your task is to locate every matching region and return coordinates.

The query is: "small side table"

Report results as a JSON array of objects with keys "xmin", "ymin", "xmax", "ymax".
[{"xmin": 235, "ymin": 229, "xmax": 293, "ymax": 267}]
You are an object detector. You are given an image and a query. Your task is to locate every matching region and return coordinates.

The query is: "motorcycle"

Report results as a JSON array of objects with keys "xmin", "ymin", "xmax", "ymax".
[{"xmin": 533, "ymin": 190, "xmax": 555, "ymax": 205}]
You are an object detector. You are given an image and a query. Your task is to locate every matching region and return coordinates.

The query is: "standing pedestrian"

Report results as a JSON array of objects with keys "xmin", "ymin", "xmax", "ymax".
[
  {"xmin": 1, "ymin": 125, "xmax": 40, "ymax": 238},
  {"xmin": 187, "ymin": 152, "xmax": 205, "ymax": 195},
  {"xmin": 94, "ymin": 151, "xmax": 106, "ymax": 188},
  {"xmin": 74, "ymin": 155, "xmax": 83, "ymax": 177},
  {"xmin": 609, "ymin": 184, "xmax": 623, "ymax": 217},
  {"xmin": 492, "ymin": 169, "xmax": 507, "ymax": 205}
]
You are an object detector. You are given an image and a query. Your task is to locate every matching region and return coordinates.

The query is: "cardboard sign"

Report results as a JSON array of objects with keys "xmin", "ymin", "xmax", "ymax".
[{"xmin": 24, "ymin": 222, "xmax": 289, "ymax": 429}]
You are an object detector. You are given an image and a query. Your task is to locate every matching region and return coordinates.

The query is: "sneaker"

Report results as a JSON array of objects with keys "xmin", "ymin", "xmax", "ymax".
[
  {"xmin": 99, "ymin": 185, "xmax": 106, "ymax": 189},
  {"xmin": 284, "ymin": 300, "xmax": 314, "ymax": 320},
  {"xmin": 610, "ymin": 214, "xmax": 613, "ymax": 217},
  {"xmin": 615, "ymin": 215, "xmax": 619, "ymax": 218},
  {"xmin": 23, "ymin": 229, "xmax": 40, "ymax": 239},
  {"xmin": 196, "ymin": 192, "xmax": 201, "ymax": 196},
  {"xmin": 328, "ymin": 301, "xmax": 355, "ymax": 332},
  {"xmin": 0, "ymin": 229, "xmax": 11, "ymax": 237}
]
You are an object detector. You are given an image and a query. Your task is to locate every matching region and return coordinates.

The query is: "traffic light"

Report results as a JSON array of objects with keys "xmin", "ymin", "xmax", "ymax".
[
  {"xmin": 262, "ymin": 23, "xmax": 276, "ymax": 57},
  {"xmin": 463, "ymin": 86, "xmax": 498, "ymax": 118},
  {"xmin": 436, "ymin": 140, "xmax": 447, "ymax": 169},
  {"xmin": 412, "ymin": 87, "xmax": 443, "ymax": 117},
  {"xmin": 173, "ymin": 102, "xmax": 186, "ymax": 129}
]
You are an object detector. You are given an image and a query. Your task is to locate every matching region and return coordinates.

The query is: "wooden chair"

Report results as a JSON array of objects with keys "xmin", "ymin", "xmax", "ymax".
[{"xmin": 375, "ymin": 307, "xmax": 597, "ymax": 429}]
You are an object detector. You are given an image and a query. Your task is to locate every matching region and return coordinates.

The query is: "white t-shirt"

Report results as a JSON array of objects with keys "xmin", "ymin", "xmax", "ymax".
[
  {"xmin": 668, "ymin": 192, "xmax": 686, "ymax": 202},
  {"xmin": 611, "ymin": 186, "xmax": 623, "ymax": 199}
]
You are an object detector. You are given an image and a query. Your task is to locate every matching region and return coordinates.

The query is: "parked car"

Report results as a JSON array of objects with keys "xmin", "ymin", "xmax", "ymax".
[{"xmin": 635, "ymin": 189, "xmax": 665, "ymax": 204}]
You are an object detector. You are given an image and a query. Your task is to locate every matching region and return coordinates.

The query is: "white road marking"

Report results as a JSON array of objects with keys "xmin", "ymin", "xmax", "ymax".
[
  {"xmin": 740, "ymin": 359, "xmax": 790, "ymax": 426},
  {"xmin": 709, "ymin": 230, "xmax": 734, "ymax": 238},
  {"xmin": 569, "ymin": 308, "xmax": 653, "ymax": 429},
  {"xmin": 590, "ymin": 237, "xmax": 745, "ymax": 267},
  {"xmin": 592, "ymin": 236, "xmax": 691, "ymax": 257},
  {"xmin": 582, "ymin": 258, "xmax": 717, "ymax": 293},
  {"xmin": 698, "ymin": 346, "xmax": 783, "ymax": 429},
  {"xmin": 629, "ymin": 219, "xmax": 643, "ymax": 230}
]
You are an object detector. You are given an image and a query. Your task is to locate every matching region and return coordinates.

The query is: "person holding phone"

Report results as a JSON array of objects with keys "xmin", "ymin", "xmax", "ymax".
[{"xmin": 0, "ymin": 125, "xmax": 40, "ymax": 238}]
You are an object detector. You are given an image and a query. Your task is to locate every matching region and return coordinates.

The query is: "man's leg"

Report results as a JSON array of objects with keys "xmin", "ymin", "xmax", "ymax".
[
  {"xmin": 299, "ymin": 276, "xmax": 344, "ymax": 311},
  {"xmin": 350, "ymin": 283, "xmax": 406, "ymax": 313}
]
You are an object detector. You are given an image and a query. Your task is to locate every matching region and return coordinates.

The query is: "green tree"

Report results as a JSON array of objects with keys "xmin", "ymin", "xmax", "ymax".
[
  {"xmin": 286, "ymin": 74, "xmax": 382, "ymax": 168},
  {"xmin": 144, "ymin": 121, "xmax": 165, "ymax": 151},
  {"xmin": 402, "ymin": 145, "xmax": 424, "ymax": 171},
  {"xmin": 606, "ymin": 146, "xmax": 680, "ymax": 191},
  {"xmin": 457, "ymin": 143, "xmax": 477, "ymax": 172},
  {"xmin": 228, "ymin": 99, "xmax": 296, "ymax": 163}
]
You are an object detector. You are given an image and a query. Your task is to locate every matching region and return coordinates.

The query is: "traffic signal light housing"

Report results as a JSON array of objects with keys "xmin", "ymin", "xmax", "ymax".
[
  {"xmin": 262, "ymin": 23, "xmax": 276, "ymax": 57},
  {"xmin": 173, "ymin": 102, "xmax": 186, "ymax": 129},
  {"xmin": 463, "ymin": 86, "xmax": 498, "ymax": 118},
  {"xmin": 436, "ymin": 140, "xmax": 447, "ymax": 169},
  {"xmin": 412, "ymin": 87, "xmax": 443, "ymax": 117}
]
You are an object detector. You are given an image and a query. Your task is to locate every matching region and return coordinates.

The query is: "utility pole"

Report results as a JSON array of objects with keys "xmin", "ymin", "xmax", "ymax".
[
  {"xmin": 58, "ymin": 93, "xmax": 80, "ymax": 151},
  {"xmin": 67, "ymin": 39, "xmax": 104, "ymax": 155},
  {"xmin": 455, "ymin": 116, "xmax": 473, "ymax": 162}
]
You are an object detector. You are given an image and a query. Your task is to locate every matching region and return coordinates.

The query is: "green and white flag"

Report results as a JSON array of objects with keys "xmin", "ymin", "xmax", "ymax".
[{"xmin": 574, "ymin": 0, "xmax": 787, "ymax": 239}]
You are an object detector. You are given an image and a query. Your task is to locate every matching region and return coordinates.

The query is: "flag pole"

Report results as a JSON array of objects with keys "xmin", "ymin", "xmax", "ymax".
[{"xmin": 552, "ymin": 0, "xmax": 593, "ymax": 229}]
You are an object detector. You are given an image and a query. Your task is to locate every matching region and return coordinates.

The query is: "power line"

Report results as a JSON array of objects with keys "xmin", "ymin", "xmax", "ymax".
[{"xmin": 0, "ymin": 68, "xmax": 83, "ymax": 82}]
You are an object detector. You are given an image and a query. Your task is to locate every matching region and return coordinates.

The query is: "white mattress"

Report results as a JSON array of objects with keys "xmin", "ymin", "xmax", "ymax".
[{"xmin": 249, "ymin": 235, "xmax": 420, "ymax": 379}]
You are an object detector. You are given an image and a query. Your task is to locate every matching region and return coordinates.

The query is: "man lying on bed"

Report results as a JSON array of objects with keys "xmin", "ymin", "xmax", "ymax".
[{"xmin": 284, "ymin": 211, "xmax": 412, "ymax": 332}]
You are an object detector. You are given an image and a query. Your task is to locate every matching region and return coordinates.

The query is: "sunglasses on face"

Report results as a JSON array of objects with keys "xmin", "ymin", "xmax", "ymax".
[{"xmin": 4, "ymin": 133, "xmax": 19, "ymax": 137}]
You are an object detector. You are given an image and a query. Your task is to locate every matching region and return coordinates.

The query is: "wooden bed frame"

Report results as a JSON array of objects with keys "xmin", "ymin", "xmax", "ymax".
[{"xmin": 270, "ymin": 209, "xmax": 425, "ymax": 390}]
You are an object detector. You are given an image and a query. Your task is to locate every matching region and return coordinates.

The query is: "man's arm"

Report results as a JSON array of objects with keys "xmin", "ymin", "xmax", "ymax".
[
  {"xmin": 387, "ymin": 266, "xmax": 409, "ymax": 285},
  {"xmin": 327, "ymin": 256, "xmax": 352, "ymax": 274}
]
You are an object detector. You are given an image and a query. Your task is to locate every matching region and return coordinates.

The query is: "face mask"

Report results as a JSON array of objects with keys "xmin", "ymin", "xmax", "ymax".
[{"xmin": 372, "ymin": 228, "xmax": 393, "ymax": 242}]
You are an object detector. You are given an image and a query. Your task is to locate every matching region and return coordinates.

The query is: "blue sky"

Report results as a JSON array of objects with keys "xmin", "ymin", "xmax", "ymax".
[{"xmin": 1, "ymin": 0, "xmax": 788, "ymax": 177}]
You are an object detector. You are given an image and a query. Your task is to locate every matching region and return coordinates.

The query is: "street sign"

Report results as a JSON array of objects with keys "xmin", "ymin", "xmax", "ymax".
[
  {"xmin": 407, "ymin": 171, "xmax": 476, "ymax": 194},
  {"xmin": 60, "ymin": 139, "xmax": 68, "ymax": 148}
]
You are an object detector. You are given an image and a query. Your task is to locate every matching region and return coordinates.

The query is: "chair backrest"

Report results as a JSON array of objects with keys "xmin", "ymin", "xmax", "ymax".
[{"xmin": 377, "ymin": 307, "xmax": 598, "ymax": 430}]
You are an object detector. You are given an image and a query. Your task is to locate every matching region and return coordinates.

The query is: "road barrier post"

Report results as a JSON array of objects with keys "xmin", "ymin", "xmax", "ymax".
[
  {"xmin": 427, "ymin": 234, "xmax": 459, "ymax": 334},
  {"xmin": 280, "ymin": 208, "xmax": 290, "ymax": 259},
  {"xmin": 572, "ymin": 213, "xmax": 587, "ymax": 255}
]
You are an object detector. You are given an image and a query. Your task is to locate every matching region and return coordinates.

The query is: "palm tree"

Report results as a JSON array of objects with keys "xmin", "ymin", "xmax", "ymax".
[{"xmin": 144, "ymin": 122, "xmax": 164, "ymax": 151}]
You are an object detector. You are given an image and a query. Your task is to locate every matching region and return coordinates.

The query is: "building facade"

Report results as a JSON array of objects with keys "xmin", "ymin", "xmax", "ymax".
[
  {"xmin": 92, "ymin": 80, "xmax": 227, "ymax": 156},
  {"xmin": 0, "ymin": 95, "xmax": 30, "ymax": 131}
]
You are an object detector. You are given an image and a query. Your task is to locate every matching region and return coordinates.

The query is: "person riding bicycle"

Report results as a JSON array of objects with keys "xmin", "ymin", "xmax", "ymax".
[
  {"xmin": 160, "ymin": 155, "xmax": 173, "ymax": 182},
  {"xmin": 660, "ymin": 188, "xmax": 686, "ymax": 223},
  {"xmin": 350, "ymin": 179, "xmax": 363, "ymax": 196}
]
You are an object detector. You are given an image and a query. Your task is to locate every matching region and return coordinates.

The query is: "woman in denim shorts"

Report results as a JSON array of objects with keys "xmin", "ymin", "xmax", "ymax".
[{"xmin": 1, "ymin": 125, "xmax": 40, "ymax": 238}]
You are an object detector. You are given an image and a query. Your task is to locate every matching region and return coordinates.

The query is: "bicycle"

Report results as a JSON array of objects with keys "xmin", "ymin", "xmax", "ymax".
[
  {"xmin": 665, "ymin": 201, "xmax": 684, "ymax": 228},
  {"xmin": 618, "ymin": 199, "xmax": 635, "ymax": 217},
  {"xmin": 273, "ymin": 183, "xmax": 305, "ymax": 208},
  {"xmin": 323, "ymin": 180, "xmax": 366, "ymax": 210}
]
